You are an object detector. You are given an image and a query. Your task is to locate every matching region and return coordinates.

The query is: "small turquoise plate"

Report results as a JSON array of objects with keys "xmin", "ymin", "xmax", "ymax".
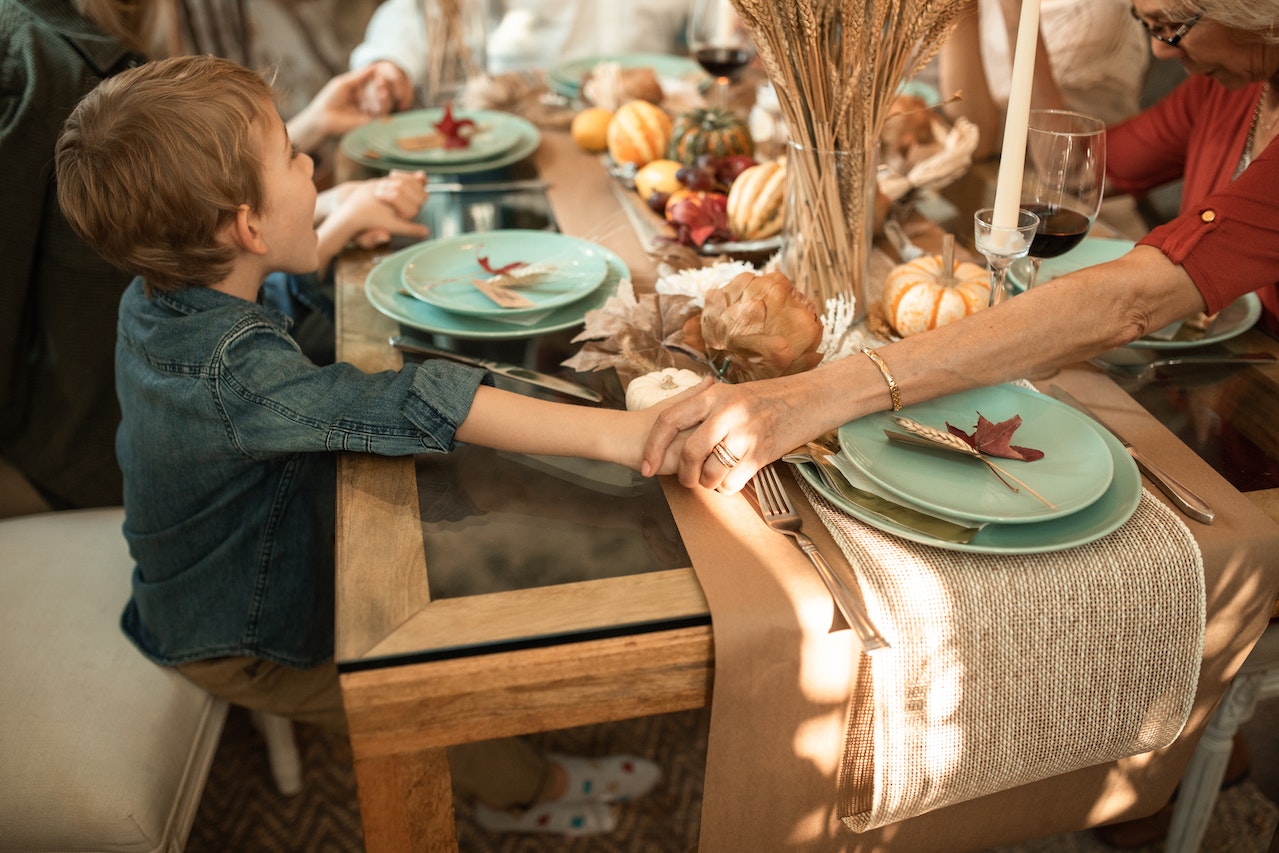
[
  {"xmin": 547, "ymin": 53, "xmax": 709, "ymax": 97},
  {"xmin": 839, "ymin": 384, "xmax": 1114, "ymax": 524},
  {"xmin": 364, "ymin": 109, "xmax": 527, "ymax": 164},
  {"xmin": 796, "ymin": 418, "xmax": 1140, "ymax": 554},
  {"xmin": 365, "ymin": 235, "xmax": 628, "ymax": 340},
  {"xmin": 340, "ymin": 111, "xmax": 540, "ymax": 174},
  {"xmin": 1009, "ymin": 236, "xmax": 1262, "ymax": 349},
  {"xmin": 400, "ymin": 231, "xmax": 611, "ymax": 318}
]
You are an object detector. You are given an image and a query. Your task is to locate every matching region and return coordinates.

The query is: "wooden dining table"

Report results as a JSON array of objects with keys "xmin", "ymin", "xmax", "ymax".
[{"xmin": 333, "ymin": 129, "xmax": 1279, "ymax": 852}]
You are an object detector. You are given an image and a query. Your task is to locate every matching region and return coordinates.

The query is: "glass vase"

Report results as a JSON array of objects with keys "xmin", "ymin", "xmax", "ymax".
[
  {"xmin": 780, "ymin": 140, "xmax": 876, "ymax": 322},
  {"xmin": 419, "ymin": 0, "xmax": 487, "ymax": 108}
]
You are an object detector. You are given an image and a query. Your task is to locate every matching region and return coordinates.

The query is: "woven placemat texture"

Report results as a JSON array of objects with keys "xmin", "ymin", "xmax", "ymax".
[{"xmin": 798, "ymin": 481, "xmax": 1206, "ymax": 832}]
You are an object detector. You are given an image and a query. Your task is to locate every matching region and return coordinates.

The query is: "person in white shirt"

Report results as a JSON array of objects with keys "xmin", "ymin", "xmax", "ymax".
[{"xmin": 350, "ymin": 0, "xmax": 693, "ymax": 112}]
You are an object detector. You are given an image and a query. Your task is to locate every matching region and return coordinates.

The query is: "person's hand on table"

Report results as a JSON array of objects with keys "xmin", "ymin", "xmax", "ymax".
[{"xmin": 358, "ymin": 60, "xmax": 414, "ymax": 116}]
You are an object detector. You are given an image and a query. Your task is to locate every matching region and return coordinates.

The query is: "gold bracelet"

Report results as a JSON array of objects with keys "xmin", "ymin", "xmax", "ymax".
[{"xmin": 861, "ymin": 347, "xmax": 902, "ymax": 412}]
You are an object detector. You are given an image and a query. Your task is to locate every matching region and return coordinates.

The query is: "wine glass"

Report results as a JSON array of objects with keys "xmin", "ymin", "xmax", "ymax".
[
  {"xmin": 974, "ymin": 207, "xmax": 1039, "ymax": 307},
  {"xmin": 688, "ymin": 0, "xmax": 755, "ymax": 110},
  {"xmin": 1019, "ymin": 109, "xmax": 1107, "ymax": 290}
]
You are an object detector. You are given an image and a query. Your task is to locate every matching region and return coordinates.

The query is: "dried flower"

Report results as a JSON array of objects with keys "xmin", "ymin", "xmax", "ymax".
[
  {"xmin": 562, "ymin": 279, "xmax": 706, "ymax": 375},
  {"xmin": 684, "ymin": 271, "xmax": 823, "ymax": 383}
]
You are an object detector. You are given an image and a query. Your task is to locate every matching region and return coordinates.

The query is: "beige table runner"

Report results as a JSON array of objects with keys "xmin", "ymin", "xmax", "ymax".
[{"xmin": 800, "ymin": 480, "xmax": 1204, "ymax": 831}]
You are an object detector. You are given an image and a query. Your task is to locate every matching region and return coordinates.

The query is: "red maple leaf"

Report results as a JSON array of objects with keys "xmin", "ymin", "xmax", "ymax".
[
  {"xmin": 946, "ymin": 412, "xmax": 1045, "ymax": 461},
  {"xmin": 432, "ymin": 103, "xmax": 477, "ymax": 149},
  {"xmin": 476, "ymin": 250, "xmax": 526, "ymax": 275}
]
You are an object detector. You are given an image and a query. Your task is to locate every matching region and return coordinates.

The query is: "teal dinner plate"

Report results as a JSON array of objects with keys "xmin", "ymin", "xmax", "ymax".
[
  {"xmin": 796, "ymin": 420, "xmax": 1139, "ymax": 554},
  {"xmin": 365, "ymin": 236, "xmax": 628, "ymax": 339},
  {"xmin": 547, "ymin": 52, "xmax": 708, "ymax": 97},
  {"xmin": 839, "ymin": 384, "xmax": 1114, "ymax": 524},
  {"xmin": 1008, "ymin": 237, "xmax": 1261, "ymax": 350},
  {"xmin": 400, "ymin": 231, "xmax": 611, "ymax": 318},
  {"xmin": 1007, "ymin": 236, "xmax": 1134, "ymax": 292},
  {"xmin": 1123, "ymin": 292, "xmax": 1261, "ymax": 350},
  {"xmin": 340, "ymin": 111, "xmax": 540, "ymax": 174},
  {"xmin": 364, "ymin": 109, "xmax": 529, "ymax": 164}
]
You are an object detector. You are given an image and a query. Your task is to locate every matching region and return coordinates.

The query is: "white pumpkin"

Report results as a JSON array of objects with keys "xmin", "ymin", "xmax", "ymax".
[
  {"xmin": 625, "ymin": 368, "xmax": 705, "ymax": 410},
  {"xmin": 882, "ymin": 254, "xmax": 990, "ymax": 337},
  {"xmin": 726, "ymin": 160, "xmax": 786, "ymax": 241}
]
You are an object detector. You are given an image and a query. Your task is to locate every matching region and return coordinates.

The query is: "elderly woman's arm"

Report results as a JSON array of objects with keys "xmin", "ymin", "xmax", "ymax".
[{"xmin": 641, "ymin": 247, "xmax": 1205, "ymax": 492}]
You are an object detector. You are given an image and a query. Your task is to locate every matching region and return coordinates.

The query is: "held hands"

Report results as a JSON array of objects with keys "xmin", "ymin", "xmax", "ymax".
[
  {"xmin": 640, "ymin": 377, "xmax": 816, "ymax": 494},
  {"xmin": 288, "ymin": 66, "xmax": 388, "ymax": 152},
  {"xmin": 358, "ymin": 61, "xmax": 415, "ymax": 117},
  {"xmin": 315, "ymin": 171, "xmax": 430, "ymax": 268}
]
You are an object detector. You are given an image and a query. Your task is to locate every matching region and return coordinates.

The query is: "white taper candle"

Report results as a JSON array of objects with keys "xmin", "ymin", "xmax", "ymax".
[{"xmin": 992, "ymin": 0, "xmax": 1041, "ymax": 229}]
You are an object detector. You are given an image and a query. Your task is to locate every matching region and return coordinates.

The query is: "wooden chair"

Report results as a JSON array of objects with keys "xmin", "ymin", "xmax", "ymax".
[
  {"xmin": 1165, "ymin": 621, "xmax": 1279, "ymax": 852},
  {"xmin": 0, "ymin": 507, "xmax": 300, "ymax": 852}
]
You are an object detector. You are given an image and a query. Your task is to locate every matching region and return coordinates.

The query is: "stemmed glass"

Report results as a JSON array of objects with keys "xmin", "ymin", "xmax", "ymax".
[
  {"xmin": 1019, "ymin": 109, "xmax": 1107, "ymax": 289},
  {"xmin": 974, "ymin": 207, "xmax": 1040, "ymax": 307},
  {"xmin": 688, "ymin": 0, "xmax": 755, "ymax": 109}
]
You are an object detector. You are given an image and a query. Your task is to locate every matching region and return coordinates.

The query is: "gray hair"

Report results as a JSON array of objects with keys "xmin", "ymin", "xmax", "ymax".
[{"xmin": 1159, "ymin": 0, "xmax": 1279, "ymax": 41}]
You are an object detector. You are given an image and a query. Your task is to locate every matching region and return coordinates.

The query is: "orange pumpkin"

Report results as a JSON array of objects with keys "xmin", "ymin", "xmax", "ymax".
[
  {"xmin": 606, "ymin": 100, "xmax": 673, "ymax": 167},
  {"xmin": 726, "ymin": 160, "xmax": 786, "ymax": 240},
  {"xmin": 882, "ymin": 254, "xmax": 990, "ymax": 337}
]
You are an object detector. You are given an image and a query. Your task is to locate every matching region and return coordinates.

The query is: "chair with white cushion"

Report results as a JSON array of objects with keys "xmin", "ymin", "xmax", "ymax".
[
  {"xmin": 1165, "ymin": 619, "xmax": 1279, "ymax": 852},
  {"xmin": 0, "ymin": 507, "xmax": 301, "ymax": 852}
]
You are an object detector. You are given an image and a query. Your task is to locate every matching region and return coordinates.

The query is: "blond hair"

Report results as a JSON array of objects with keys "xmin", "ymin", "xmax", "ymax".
[{"xmin": 56, "ymin": 55, "xmax": 277, "ymax": 294}]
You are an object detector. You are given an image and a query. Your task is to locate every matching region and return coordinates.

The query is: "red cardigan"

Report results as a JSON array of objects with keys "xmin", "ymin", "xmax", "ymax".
[{"xmin": 1107, "ymin": 75, "xmax": 1279, "ymax": 332}]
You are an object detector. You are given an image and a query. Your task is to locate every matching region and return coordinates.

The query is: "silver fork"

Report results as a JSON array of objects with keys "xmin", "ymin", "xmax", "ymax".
[{"xmin": 753, "ymin": 465, "xmax": 890, "ymax": 652}]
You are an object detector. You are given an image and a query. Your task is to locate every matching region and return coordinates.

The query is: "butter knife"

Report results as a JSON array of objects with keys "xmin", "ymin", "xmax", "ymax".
[
  {"xmin": 1046, "ymin": 385, "xmax": 1215, "ymax": 525},
  {"xmin": 389, "ymin": 335, "xmax": 603, "ymax": 403}
]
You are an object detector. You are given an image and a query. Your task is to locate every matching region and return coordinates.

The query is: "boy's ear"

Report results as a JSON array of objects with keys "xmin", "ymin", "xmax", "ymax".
[{"xmin": 227, "ymin": 204, "xmax": 269, "ymax": 256}]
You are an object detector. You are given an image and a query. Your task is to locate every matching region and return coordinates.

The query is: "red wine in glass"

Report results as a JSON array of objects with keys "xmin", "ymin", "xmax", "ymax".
[
  {"xmin": 1023, "ymin": 203, "xmax": 1091, "ymax": 260},
  {"xmin": 694, "ymin": 47, "xmax": 752, "ymax": 81}
]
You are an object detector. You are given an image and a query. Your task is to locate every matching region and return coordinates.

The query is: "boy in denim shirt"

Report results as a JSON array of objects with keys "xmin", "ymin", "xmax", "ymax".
[{"xmin": 55, "ymin": 54, "xmax": 683, "ymax": 835}]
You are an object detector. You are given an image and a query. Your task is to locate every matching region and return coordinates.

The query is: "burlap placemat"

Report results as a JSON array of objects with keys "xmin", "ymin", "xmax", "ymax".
[{"xmin": 796, "ymin": 480, "xmax": 1205, "ymax": 832}]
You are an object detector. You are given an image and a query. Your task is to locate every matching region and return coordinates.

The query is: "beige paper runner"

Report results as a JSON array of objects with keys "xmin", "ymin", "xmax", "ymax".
[{"xmin": 797, "ymin": 481, "xmax": 1205, "ymax": 832}]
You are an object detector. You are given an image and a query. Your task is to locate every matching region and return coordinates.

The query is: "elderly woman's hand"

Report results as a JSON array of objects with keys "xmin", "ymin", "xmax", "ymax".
[{"xmin": 641, "ymin": 374, "xmax": 823, "ymax": 494}]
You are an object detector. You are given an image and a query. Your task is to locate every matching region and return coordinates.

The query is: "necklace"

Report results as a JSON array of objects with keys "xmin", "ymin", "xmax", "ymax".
[{"xmin": 1236, "ymin": 82, "xmax": 1277, "ymax": 178}]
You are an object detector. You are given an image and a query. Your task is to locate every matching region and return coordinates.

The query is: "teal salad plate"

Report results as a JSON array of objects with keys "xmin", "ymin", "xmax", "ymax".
[
  {"xmin": 340, "ymin": 110, "xmax": 540, "ymax": 174},
  {"xmin": 365, "ymin": 235, "xmax": 627, "ymax": 340},
  {"xmin": 400, "ymin": 231, "xmax": 611, "ymax": 319},
  {"xmin": 547, "ymin": 53, "xmax": 708, "ymax": 97},
  {"xmin": 839, "ymin": 384, "xmax": 1114, "ymax": 524},
  {"xmin": 1009, "ymin": 236, "xmax": 1261, "ymax": 349},
  {"xmin": 796, "ymin": 418, "xmax": 1139, "ymax": 554}
]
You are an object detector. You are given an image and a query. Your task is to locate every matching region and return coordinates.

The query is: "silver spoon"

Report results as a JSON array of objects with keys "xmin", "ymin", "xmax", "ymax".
[{"xmin": 1090, "ymin": 351, "xmax": 1277, "ymax": 380}]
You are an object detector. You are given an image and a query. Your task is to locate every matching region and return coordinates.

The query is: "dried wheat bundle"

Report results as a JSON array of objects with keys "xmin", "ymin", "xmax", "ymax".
[
  {"xmin": 422, "ymin": 0, "xmax": 485, "ymax": 105},
  {"xmin": 731, "ymin": 0, "xmax": 969, "ymax": 309}
]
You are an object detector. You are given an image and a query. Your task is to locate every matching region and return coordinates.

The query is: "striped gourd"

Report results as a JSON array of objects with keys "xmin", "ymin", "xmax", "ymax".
[
  {"xmin": 667, "ymin": 108, "xmax": 754, "ymax": 166},
  {"xmin": 606, "ymin": 100, "xmax": 673, "ymax": 167}
]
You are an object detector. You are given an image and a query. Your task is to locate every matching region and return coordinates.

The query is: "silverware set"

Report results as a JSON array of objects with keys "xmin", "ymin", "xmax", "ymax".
[{"xmin": 749, "ymin": 464, "xmax": 890, "ymax": 653}]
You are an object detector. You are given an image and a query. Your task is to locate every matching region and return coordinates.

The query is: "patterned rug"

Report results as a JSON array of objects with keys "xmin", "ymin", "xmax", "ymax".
[{"xmin": 188, "ymin": 705, "xmax": 1276, "ymax": 852}]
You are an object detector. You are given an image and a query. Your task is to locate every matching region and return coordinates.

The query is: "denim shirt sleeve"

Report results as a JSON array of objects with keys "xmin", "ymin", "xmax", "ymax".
[{"xmin": 213, "ymin": 313, "xmax": 488, "ymax": 457}]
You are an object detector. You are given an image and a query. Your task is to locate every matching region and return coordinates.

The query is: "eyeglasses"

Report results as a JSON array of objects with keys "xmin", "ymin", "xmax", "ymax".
[{"xmin": 1129, "ymin": 5, "xmax": 1202, "ymax": 47}]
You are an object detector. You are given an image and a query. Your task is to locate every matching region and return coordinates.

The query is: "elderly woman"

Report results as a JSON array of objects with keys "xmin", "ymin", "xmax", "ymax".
[{"xmin": 642, "ymin": 0, "xmax": 1279, "ymax": 493}]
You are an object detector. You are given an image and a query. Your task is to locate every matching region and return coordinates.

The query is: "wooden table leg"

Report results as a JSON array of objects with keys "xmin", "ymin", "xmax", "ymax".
[{"xmin": 354, "ymin": 747, "xmax": 458, "ymax": 853}]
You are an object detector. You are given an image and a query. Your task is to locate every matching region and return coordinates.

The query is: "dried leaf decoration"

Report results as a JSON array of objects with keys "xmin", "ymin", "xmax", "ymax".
[
  {"xmin": 563, "ymin": 280, "xmax": 706, "ymax": 375},
  {"xmin": 433, "ymin": 103, "xmax": 476, "ymax": 149},
  {"xmin": 684, "ymin": 271, "xmax": 824, "ymax": 383},
  {"xmin": 946, "ymin": 413, "xmax": 1045, "ymax": 462}
]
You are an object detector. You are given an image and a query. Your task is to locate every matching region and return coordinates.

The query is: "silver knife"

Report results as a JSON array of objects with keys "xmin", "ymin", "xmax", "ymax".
[
  {"xmin": 389, "ymin": 335, "xmax": 603, "ymax": 403},
  {"xmin": 427, "ymin": 179, "xmax": 551, "ymax": 193},
  {"xmin": 1046, "ymin": 385, "xmax": 1214, "ymax": 525}
]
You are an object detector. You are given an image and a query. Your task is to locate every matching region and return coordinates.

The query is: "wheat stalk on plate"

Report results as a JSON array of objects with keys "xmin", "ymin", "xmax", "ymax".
[{"xmin": 731, "ymin": 0, "xmax": 968, "ymax": 308}]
